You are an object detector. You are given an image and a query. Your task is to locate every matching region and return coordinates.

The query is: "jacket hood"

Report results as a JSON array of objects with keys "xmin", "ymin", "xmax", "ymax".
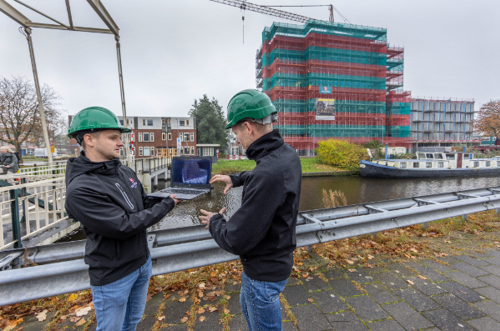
[
  {"xmin": 245, "ymin": 129, "xmax": 284, "ymax": 161},
  {"xmin": 66, "ymin": 151, "xmax": 121, "ymax": 185}
]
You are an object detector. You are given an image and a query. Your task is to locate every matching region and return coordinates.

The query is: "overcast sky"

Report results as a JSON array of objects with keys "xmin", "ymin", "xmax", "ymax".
[{"xmin": 1, "ymin": 0, "xmax": 499, "ymax": 119}]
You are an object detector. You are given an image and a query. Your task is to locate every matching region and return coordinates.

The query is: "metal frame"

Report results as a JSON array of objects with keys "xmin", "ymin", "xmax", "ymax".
[
  {"xmin": 0, "ymin": 0, "xmax": 131, "ymax": 165},
  {"xmin": 1, "ymin": 187, "xmax": 500, "ymax": 305}
]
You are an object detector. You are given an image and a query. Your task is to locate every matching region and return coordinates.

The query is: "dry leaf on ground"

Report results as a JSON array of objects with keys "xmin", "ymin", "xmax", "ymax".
[
  {"xmin": 197, "ymin": 308, "xmax": 205, "ymax": 314},
  {"xmin": 180, "ymin": 316, "xmax": 188, "ymax": 323},
  {"xmin": 158, "ymin": 315, "xmax": 165, "ymax": 321},
  {"xmin": 75, "ymin": 306, "xmax": 92, "ymax": 317},
  {"xmin": 75, "ymin": 318, "xmax": 86, "ymax": 326},
  {"xmin": 407, "ymin": 280, "xmax": 415, "ymax": 285},
  {"xmin": 417, "ymin": 275, "xmax": 427, "ymax": 280},
  {"xmin": 36, "ymin": 310, "xmax": 48, "ymax": 322},
  {"xmin": 179, "ymin": 297, "xmax": 187, "ymax": 303},
  {"xmin": 199, "ymin": 316, "xmax": 206, "ymax": 322}
]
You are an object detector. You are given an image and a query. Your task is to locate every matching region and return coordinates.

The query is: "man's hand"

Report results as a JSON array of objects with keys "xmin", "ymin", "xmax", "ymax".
[
  {"xmin": 199, "ymin": 207, "xmax": 226, "ymax": 229},
  {"xmin": 209, "ymin": 175, "xmax": 233, "ymax": 195},
  {"xmin": 4, "ymin": 165, "xmax": 10, "ymax": 168},
  {"xmin": 170, "ymin": 194, "xmax": 182, "ymax": 206}
]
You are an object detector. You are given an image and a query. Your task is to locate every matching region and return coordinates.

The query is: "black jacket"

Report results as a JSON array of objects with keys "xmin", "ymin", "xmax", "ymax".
[
  {"xmin": 0, "ymin": 152, "xmax": 19, "ymax": 173},
  {"xmin": 209, "ymin": 130, "xmax": 302, "ymax": 282},
  {"xmin": 65, "ymin": 152, "xmax": 175, "ymax": 286}
]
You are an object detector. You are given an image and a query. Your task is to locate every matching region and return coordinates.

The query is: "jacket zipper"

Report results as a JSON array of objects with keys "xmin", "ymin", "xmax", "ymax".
[{"xmin": 115, "ymin": 183, "xmax": 135, "ymax": 210}]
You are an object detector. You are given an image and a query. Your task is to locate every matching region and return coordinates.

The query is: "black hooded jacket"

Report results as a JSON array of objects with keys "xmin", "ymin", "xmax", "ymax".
[
  {"xmin": 209, "ymin": 130, "xmax": 302, "ymax": 282},
  {"xmin": 65, "ymin": 152, "xmax": 175, "ymax": 286}
]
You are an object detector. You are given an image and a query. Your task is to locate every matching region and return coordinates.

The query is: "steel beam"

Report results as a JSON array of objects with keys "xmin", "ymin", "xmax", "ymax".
[
  {"xmin": 0, "ymin": 0, "xmax": 30, "ymax": 27},
  {"xmin": 86, "ymin": 0, "xmax": 119, "ymax": 36}
]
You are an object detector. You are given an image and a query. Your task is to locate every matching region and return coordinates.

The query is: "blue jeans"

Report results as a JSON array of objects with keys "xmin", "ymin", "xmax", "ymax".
[
  {"xmin": 240, "ymin": 271, "xmax": 288, "ymax": 331},
  {"xmin": 91, "ymin": 255, "xmax": 152, "ymax": 331}
]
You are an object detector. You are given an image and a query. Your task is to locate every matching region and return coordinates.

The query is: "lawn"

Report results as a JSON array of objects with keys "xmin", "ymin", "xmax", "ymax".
[{"xmin": 212, "ymin": 157, "xmax": 346, "ymax": 175}]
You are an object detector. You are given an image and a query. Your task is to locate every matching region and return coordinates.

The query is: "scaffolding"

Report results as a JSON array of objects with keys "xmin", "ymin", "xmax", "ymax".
[{"xmin": 257, "ymin": 20, "xmax": 413, "ymax": 154}]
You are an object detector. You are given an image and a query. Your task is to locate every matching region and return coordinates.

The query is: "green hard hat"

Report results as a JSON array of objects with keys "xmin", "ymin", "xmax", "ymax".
[
  {"xmin": 68, "ymin": 106, "xmax": 131, "ymax": 138},
  {"xmin": 226, "ymin": 89, "xmax": 276, "ymax": 129}
]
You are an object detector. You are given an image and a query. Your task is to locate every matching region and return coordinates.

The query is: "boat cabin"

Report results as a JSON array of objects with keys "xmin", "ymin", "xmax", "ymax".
[{"xmin": 371, "ymin": 152, "xmax": 500, "ymax": 170}]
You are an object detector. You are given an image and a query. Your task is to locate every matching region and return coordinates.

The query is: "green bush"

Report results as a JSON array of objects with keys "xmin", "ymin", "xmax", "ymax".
[
  {"xmin": 362, "ymin": 140, "xmax": 382, "ymax": 149},
  {"xmin": 316, "ymin": 139, "xmax": 368, "ymax": 170}
]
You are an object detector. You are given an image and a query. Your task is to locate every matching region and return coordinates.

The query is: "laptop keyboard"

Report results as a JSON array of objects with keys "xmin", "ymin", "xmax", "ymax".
[{"xmin": 166, "ymin": 189, "xmax": 205, "ymax": 195}]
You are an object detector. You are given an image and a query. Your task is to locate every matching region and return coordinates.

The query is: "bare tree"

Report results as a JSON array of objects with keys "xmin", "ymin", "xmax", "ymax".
[{"xmin": 0, "ymin": 76, "xmax": 62, "ymax": 161}]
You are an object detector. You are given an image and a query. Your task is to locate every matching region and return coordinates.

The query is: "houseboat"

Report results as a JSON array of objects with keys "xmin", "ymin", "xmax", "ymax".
[{"xmin": 360, "ymin": 152, "xmax": 500, "ymax": 178}]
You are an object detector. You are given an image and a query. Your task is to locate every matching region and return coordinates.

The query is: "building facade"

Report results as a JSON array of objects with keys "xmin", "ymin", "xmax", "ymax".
[
  {"xmin": 256, "ymin": 20, "xmax": 412, "ymax": 155},
  {"xmin": 410, "ymin": 98, "xmax": 475, "ymax": 151},
  {"xmin": 68, "ymin": 115, "xmax": 196, "ymax": 158}
]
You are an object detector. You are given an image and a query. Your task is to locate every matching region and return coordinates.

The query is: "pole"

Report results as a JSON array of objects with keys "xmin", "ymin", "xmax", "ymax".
[
  {"xmin": 115, "ymin": 35, "xmax": 131, "ymax": 166},
  {"xmin": 385, "ymin": 143, "xmax": 388, "ymax": 159},
  {"xmin": 24, "ymin": 28, "xmax": 53, "ymax": 166}
]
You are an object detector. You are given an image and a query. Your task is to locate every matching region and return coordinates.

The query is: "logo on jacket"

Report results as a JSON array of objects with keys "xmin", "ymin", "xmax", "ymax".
[{"xmin": 129, "ymin": 178, "xmax": 138, "ymax": 188}]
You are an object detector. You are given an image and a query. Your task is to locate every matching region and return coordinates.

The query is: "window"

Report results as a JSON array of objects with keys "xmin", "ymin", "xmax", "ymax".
[
  {"xmin": 167, "ymin": 119, "xmax": 171, "ymax": 127},
  {"xmin": 190, "ymin": 133, "xmax": 194, "ymax": 141},
  {"xmin": 120, "ymin": 120, "xmax": 124, "ymax": 125},
  {"xmin": 486, "ymin": 161, "xmax": 491, "ymax": 167},
  {"xmin": 426, "ymin": 154, "xmax": 434, "ymax": 159},
  {"xmin": 179, "ymin": 120, "xmax": 185, "ymax": 126},
  {"xmin": 191, "ymin": 146, "xmax": 195, "ymax": 155},
  {"xmin": 162, "ymin": 119, "xmax": 166, "ymax": 126},
  {"xmin": 142, "ymin": 119, "xmax": 146, "ymax": 126},
  {"xmin": 184, "ymin": 133, "xmax": 189, "ymax": 141},
  {"xmin": 151, "ymin": 147, "xmax": 155, "ymax": 156},
  {"xmin": 413, "ymin": 162, "xmax": 420, "ymax": 168},
  {"xmin": 144, "ymin": 147, "xmax": 150, "ymax": 157},
  {"xmin": 186, "ymin": 119, "xmax": 190, "ymax": 126},
  {"xmin": 168, "ymin": 133, "xmax": 172, "ymax": 140},
  {"xmin": 162, "ymin": 133, "xmax": 166, "ymax": 140},
  {"xmin": 426, "ymin": 162, "xmax": 432, "ymax": 168},
  {"xmin": 203, "ymin": 148, "xmax": 214, "ymax": 156},
  {"xmin": 184, "ymin": 147, "xmax": 190, "ymax": 155},
  {"xmin": 138, "ymin": 132, "xmax": 143, "ymax": 142},
  {"xmin": 497, "ymin": 161, "xmax": 500, "ymax": 167},
  {"xmin": 446, "ymin": 154, "xmax": 455, "ymax": 160},
  {"xmin": 438, "ymin": 162, "xmax": 444, "ymax": 168},
  {"xmin": 143, "ymin": 133, "xmax": 150, "ymax": 142},
  {"xmin": 147, "ymin": 120, "xmax": 153, "ymax": 126},
  {"xmin": 139, "ymin": 147, "xmax": 143, "ymax": 156},
  {"xmin": 150, "ymin": 132, "xmax": 154, "ymax": 142},
  {"xmin": 474, "ymin": 161, "xmax": 479, "ymax": 168},
  {"xmin": 400, "ymin": 162, "xmax": 407, "ymax": 169}
]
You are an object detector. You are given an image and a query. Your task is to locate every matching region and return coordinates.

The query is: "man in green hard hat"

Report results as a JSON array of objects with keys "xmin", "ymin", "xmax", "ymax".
[
  {"xmin": 199, "ymin": 89, "xmax": 302, "ymax": 331},
  {"xmin": 65, "ymin": 106, "xmax": 180, "ymax": 331}
]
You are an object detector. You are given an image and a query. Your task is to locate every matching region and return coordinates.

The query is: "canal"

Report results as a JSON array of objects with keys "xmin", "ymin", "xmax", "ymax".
[{"xmin": 60, "ymin": 174, "xmax": 500, "ymax": 242}]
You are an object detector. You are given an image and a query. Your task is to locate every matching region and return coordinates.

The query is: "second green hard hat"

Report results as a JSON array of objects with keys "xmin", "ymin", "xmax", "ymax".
[
  {"xmin": 68, "ymin": 106, "xmax": 131, "ymax": 138},
  {"xmin": 226, "ymin": 89, "xmax": 276, "ymax": 129}
]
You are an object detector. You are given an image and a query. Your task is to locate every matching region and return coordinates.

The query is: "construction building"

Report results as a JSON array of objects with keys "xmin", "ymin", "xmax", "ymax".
[
  {"xmin": 256, "ymin": 20, "xmax": 411, "ymax": 155},
  {"xmin": 410, "ymin": 98, "xmax": 475, "ymax": 151}
]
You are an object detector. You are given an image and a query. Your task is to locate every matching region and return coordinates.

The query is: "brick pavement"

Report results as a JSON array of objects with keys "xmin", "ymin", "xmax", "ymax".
[{"xmin": 17, "ymin": 249, "xmax": 500, "ymax": 331}]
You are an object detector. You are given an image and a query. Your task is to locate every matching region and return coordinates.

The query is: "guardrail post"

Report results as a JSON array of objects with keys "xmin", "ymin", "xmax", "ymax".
[
  {"xmin": 10, "ymin": 188, "xmax": 23, "ymax": 249},
  {"xmin": 496, "ymin": 209, "xmax": 500, "ymax": 215},
  {"xmin": 462, "ymin": 214, "xmax": 468, "ymax": 221},
  {"xmin": 422, "ymin": 222, "xmax": 428, "ymax": 230}
]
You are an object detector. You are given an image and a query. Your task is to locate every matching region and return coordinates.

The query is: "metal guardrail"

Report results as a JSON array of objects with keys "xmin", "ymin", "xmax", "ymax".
[
  {"xmin": 0, "ymin": 177, "xmax": 67, "ymax": 250},
  {"xmin": 121, "ymin": 156, "xmax": 171, "ymax": 174},
  {"xmin": 1, "ymin": 187, "xmax": 500, "ymax": 305}
]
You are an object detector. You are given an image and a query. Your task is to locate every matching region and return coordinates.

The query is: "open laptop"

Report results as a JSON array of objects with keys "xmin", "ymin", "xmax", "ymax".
[{"xmin": 147, "ymin": 156, "xmax": 213, "ymax": 200}]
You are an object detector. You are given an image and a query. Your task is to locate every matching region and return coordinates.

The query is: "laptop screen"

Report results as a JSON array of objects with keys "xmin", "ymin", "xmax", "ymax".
[{"xmin": 171, "ymin": 157, "xmax": 212, "ymax": 186}]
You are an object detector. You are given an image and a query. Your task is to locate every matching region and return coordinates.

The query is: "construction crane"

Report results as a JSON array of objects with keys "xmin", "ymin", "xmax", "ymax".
[{"xmin": 208, "ymin": 0, "xmax": 350, "ymax": 24}]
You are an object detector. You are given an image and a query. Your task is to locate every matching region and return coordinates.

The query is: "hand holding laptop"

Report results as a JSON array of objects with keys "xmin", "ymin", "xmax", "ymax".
[{"xmin": 209, "ymin": 175, "xmax": 233, "ymax": 195}]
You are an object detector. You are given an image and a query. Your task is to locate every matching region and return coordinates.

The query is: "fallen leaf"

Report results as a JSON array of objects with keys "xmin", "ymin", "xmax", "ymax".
[
  {"xmin": 69, "ymin": 317, "xmax": 80, "ymax": 323},
  {"xmin": 4, "ymin": 318, "xmax": 23, "ymax": 331},
  {"xmin": 146, "ymin": 294, "xmax": 153, "ymax": 302},
  {"xmin": 197, "ymin": 308, "xmax": 205, "ymax": 314},
  {"xmin": 297, "ymin": 262, "xmax": 303, "ymax": 266},
  {"xmin": 158, "ymin": 315, "xmax": 165, "ymax": 321},
  {"xmin": 67, "ymin": 294, "xmax": 78, "ymax": 302},
  {"xmin": 346, "ymin": 260, "xmax": 354, "ymax": 265},
  {"xmin": 417, "ymin": 275, "xmax": 427, "ymax": 280},
  {"xmin": 211, "ymin": 271, "xmax": 217, "ymax": 277},
  {"xmin": 75, "ymin": 306, "xmax": 92, "ymax": 317},
  {"xmin": 164, "ymin": 294, "xmax": 171, "ymax": 300},
  {"xmin": 180, "ymin": 316, "xmax": 188, "ymax": 323},
  {"xmin": 224, "ymin": 309, "xmax": 230, "ymax": 314},
  {"xmin": 407, "ymin": 280, "xmax": 414, "ymax": 285},
  {"xmin": 60, "ymin": 315, "xmax": 68, "ymax": 321},
  {"xmin": 301, "ymin": 273, "xmax": 309, "ymax": 278},
  {"xmin": 208, "ymin": 306, "xmax": 218, "ymax": 313},
  {"xmin": 179, "ymin": 297, "xmax": 187, "ymax": 303},
  {"xmin": 199, "ymin": 316, "xmax": 206, "ymax": 322},
  {"xmin": 36, "ymin": 310, "xmax": 48, "ymax": 322},
  {"xmin": 444, "ymin": 240, "xmax": 451, "ymax": 244},
  {"xmin": 348, "ymin": 269, "xmax": 356, "ymax": 273},
  {"xmin": 199, "ymin": 283, "xmax": 206, "ymax": 289},
  {"xmin": 225, "ymin": 295, "xmax": 231, "ymax": 300},
  {"xmin": 409, "ymin": 248, "xmax": 419, "ymax": 253},
  {"xmin": 75, "ymin": 318, "xmax": 86, "ymax": 327},
  {"xmin": 367, "ymin": 254, "xmax": 374, "ymax": 260},
  {"xmin": 183, "ymin": 290, "xmax": 189, "ymax": 295},
  {"xmin": 307, "ymin": 298, "xmax": 314, "ymax": 303}
]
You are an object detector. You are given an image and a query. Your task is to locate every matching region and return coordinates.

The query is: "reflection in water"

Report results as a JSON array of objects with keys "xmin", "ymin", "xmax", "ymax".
[{"xmin": 59, "ymin": 175, "xmax": 500, "ymax": 240}]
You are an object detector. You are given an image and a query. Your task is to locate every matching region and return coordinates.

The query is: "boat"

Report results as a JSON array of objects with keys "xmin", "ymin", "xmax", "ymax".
[{"xmin": 360, "ymin": 152, "xmax": 500, "ymax": 178}]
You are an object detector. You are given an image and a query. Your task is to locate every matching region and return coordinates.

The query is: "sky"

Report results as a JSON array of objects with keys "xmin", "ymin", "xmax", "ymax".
[{"xmin": 1, "ymin": 0, "xmax": 499, "ymax": 119}]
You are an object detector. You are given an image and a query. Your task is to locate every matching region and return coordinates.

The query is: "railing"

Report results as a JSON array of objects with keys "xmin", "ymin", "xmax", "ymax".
[
  {"xmin": 1, "ymin": 187, "xmax": 499, "ymax": 306},
  {"xmin": 0, "ymin": 177, "xmax": 67, "ymax": 250},
  {"xmin": 122, "ymin": 156, "xmax": 171, "ymax": 174},
  {"xmin": 19, "ymin": 163, "xmax": 67, "ymax": 177}
]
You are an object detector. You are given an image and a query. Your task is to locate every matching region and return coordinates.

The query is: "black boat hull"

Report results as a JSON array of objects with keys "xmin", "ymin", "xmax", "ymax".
[{"xmin": 360, "ymin": 160, "xmax": 500, "ymax": 179}]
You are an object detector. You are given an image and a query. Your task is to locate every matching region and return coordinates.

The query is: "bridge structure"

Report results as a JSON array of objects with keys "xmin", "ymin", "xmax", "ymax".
[
  {"xmin": 0, "ymin": 185, "xmax": 499, "ymax": 306},
  {"xmin": 0, "ymin": 157, "xmax": 171, "ymax": 252}
]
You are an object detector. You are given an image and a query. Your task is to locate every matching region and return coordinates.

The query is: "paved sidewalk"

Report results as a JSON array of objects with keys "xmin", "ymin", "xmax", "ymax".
[{"xmin": 18, "ymin": 248, "xmax": 500, "ymax": 331}]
